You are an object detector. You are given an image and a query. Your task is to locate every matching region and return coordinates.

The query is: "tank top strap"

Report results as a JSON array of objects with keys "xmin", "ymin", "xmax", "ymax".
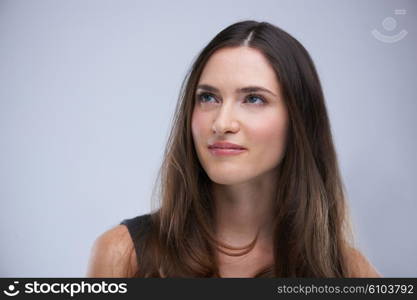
[{"xmin": 120, "ymin": 213, "xmax": 152, "ymax": 258}]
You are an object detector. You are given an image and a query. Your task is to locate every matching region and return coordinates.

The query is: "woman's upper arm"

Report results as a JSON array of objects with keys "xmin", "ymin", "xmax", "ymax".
[
  {"xmin": 346, "ymin": 247, "xmax": 382, "ymax": 278},
  {"xmin": 86, "ymin": 224, "xmax": 137, "ymax": 278}
]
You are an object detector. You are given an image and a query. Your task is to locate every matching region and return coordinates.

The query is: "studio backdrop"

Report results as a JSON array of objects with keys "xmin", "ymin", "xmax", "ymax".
[{"xmin": 0, "ymin": 0, "xmax": 416, "ymax": 277}]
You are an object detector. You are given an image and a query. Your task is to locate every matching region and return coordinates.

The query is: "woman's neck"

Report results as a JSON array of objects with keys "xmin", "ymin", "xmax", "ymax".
[{"xmin": 212, "ymin": 168, "xmax": 278, "ymax": 248}]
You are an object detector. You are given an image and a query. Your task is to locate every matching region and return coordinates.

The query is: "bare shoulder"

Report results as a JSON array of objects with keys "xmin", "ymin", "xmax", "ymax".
[
  {"xmin": 344, "ymin": 246, "xmax": 382, "ymax": 278},
  {"xmin": 86, "ymin": 224, "xmax": 137, "ymax": 278}
]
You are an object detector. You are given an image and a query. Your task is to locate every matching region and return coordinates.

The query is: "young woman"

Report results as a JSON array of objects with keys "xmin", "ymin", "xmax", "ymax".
[{"xmin": 86, "ymin": 20, "xmax": 381, "ymax": 278}]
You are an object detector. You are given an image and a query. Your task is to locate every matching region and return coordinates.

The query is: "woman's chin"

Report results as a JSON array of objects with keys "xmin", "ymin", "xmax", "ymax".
[{"xmin": 206, "ymin": 172, "xmax": 251, "ymax": 186}]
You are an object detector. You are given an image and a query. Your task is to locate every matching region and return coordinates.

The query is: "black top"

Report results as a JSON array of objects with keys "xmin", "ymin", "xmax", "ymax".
[{"xmin": 120, "ymin": 214, "xmax": 152, "ymax": 261}]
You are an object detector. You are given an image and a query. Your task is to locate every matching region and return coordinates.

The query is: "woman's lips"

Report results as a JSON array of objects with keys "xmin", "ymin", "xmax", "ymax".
[{"xmin": 208, "ymin": 147, "xmax": 247, "ymax": 156}]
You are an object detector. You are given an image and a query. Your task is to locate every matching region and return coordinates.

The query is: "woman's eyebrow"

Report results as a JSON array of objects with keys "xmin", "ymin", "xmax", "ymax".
[{"xmin": 196, "ymin": 84, "xmax": 277, "ymax": 97}]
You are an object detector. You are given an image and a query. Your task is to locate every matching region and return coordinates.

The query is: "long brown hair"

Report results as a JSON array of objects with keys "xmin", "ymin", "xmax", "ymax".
[{"xmin": 125, "ymin": 20, "xmax": 355, "ymax": 277}]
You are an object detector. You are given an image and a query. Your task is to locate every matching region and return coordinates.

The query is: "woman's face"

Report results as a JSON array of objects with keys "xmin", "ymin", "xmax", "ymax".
[{"xmin": 191, "ymin": 46, "xmax": 288, "ymax": 185}]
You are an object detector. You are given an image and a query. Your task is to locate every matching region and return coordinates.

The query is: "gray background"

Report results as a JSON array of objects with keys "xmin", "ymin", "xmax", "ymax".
[{"xmin": 1, "ymin": 0, "xmax": 415, "ymax": 277}]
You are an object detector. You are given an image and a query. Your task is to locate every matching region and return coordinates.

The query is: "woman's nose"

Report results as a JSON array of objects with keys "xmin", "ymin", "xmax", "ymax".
[{"xmin": 211, "ymin": 102, "xmax": 240, "ymax": 134}]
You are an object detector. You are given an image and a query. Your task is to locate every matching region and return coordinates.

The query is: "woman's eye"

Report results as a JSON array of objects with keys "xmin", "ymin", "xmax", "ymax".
[
  {"xmin": 245, "ymin": 94, "xmax": 266, "ymax": 105},
  {"xmin": 196, "ymin": 92, "xmax": 266, "ymax": 105},
  {"xmin": 197, "ymin": 93, "xmax": 217, "ymax": 103}
]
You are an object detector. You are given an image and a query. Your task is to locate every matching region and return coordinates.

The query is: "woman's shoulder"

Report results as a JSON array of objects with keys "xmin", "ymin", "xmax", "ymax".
[
  {"xmin": 344, "ymin": 246, "xmax": 382, "ymax": 278},
  {"xmin": 120, "ymin": 214, "xmax": 152, "ymax": 235},
  {"xmin": 86, "ymin": 216, "xmax": 148, "ymax": 278}
]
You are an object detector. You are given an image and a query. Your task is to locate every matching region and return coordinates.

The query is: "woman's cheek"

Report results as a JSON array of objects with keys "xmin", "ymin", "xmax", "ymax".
[
  {"xmin": 191, "ymin": 111, "xmax": 209, "ymax": 145},
  {"xmin": 251, "ymin": 114, "xmax": 281, "ymax": 140},
  {"xmin": 249, "ymin": 113, "xmax": 288, "ymax": 158}
]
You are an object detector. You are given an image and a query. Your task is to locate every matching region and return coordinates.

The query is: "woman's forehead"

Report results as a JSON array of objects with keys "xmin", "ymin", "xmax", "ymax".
[{"xmin": 199, "ymin": 46, "xmax": 280, "ymax": 93}]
